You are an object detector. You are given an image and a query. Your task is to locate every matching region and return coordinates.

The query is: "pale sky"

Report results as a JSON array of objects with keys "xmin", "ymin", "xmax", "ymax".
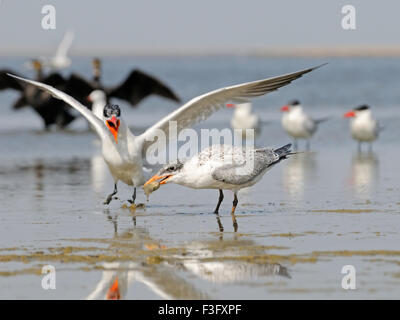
[{"xmin": 0, "ymin": 0, "xmax": 399, "ymax": 55}]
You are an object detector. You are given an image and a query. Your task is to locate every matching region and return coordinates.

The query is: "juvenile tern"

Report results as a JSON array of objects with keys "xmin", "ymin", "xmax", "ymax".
[
  {"xmin": 344, "ymin": 104, "xmax": 380, "ymax": 151},
  {"xmin": 280, "ymin": 99, "xmax": 328, "ymax": 150},
  {"xmin": 9, "ymin": 64, "xmax": 322, "ymax": 205},
  {"xmin": 145, "ymin": 143, "xmax": 293, "ymax": 231}
]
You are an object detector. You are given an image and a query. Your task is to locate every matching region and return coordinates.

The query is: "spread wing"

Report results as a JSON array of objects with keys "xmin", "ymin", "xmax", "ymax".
[
  {"xmin": 138, "ymin": 64, "xmax": 325, "ymax": 156},
  {"xmin": 42, "ymin": 73, "xmax": 67, "ymax": 87},
  {"xmin": 7, "ymin": 74, "xmax": 108, "ymax": 139},
  {"xmin": 107, "ymin": 69, "xmax": 181, "ymax": 107},
  {"xmin": 64, "ymin": 73, "xmax": 96, "ymax": 106},
  {"xmin": 0, "ymin": 69, "xmax": 25, "ymax": 91},
  {"xmin": 12, "ymin": 95, "xmax": 28, "ymax": 109}
]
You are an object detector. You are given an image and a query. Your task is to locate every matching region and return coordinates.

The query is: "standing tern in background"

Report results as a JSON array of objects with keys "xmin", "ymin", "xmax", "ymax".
[
  {"xmin": 228, "ymin": 102, "xmax": 261, "ymax": 138},
  {"xmin": 145, "ymin": 144, "xmax": 293, "ymax": 231},
  {"xmin": 344, "ymin": 104, "xmax": 380, "ymax": 152},
  {"xmin": 8, "ymin": 64, "xmax": 323, "ymax": 205},
  {"xmin": 280, "ymin": 99, "xmax": 329, "ymax": 150},
  {"xmin": 88, "ymin": 89, "xmax": 109, "ymax": 120}
]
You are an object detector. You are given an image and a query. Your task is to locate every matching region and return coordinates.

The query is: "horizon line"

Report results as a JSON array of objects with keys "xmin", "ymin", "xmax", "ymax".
[{"xmin": 3, "ymin": 45, "xmax": 400, "ymax": 58}]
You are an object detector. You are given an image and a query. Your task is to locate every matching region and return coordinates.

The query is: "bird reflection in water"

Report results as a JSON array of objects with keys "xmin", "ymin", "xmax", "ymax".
[
  {"xmin": 86, "ymin": 226, "xmax": 209, "ymax": 300},
  {"xmin": 350, "ymin": 151, "xmax": 379, "ymax": 199},
  {"xmin": 86, "ymin": 218, "xmax": 291, "ymax": 300},
  {"xmin": 282, "ymin": 152, "xmax": 318, "ymax": 200},
  {"xmin": 91, "ymin": 152, "xmax": 109, "ymax": 195}
]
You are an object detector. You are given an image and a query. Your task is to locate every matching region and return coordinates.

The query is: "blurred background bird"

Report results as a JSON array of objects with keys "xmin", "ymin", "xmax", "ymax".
[
  {"xmin": 71, "ymin": 57, "xmax": 181, "ymax": 110},
  {"xmin": 228, "ymin": 102, "xmax": 261, "ymax": 139},
  {"xmin": 1, "ymin": 56, "xmax": 181, "ymax": 130},
  {"xmin": 280, "ymin": 99, "xmax": 329, "ymax": 150},
  {"xmin": 344, "ymin": 104, "xmax": 380, "ymax": 152},
  {"xmin": 40, "ymin": 30, "xmax": 75, "ymax": 71}
]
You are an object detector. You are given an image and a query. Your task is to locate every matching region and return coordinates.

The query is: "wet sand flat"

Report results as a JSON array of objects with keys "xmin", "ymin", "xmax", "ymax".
[{"xmin": 1, "ymin": 57, "xmax": 400, "ymax": 299}]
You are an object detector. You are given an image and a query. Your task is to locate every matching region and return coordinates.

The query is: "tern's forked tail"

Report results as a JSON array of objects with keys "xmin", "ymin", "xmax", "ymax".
[{"xmin": 273, "ymin": 143, "xmax": 293, "ymax": 159}]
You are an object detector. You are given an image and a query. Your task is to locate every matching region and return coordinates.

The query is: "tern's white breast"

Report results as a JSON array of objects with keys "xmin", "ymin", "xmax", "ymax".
[
  {"xmin": 282, "ymin": 107, "xmax": 315, "ymax": 139},
  {"xmin": 350, "ymin": 112, "xmax": 378, "ymax": 142}
]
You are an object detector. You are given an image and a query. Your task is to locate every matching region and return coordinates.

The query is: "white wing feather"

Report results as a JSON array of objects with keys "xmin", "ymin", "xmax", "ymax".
[{"xmin": 138, "ymin": 64, "xmax": 325, "ymax": 155}]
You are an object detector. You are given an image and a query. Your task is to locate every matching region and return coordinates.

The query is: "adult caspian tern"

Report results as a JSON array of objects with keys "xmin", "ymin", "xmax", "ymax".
[
  {"xmin": 88, "ymin": 89, "xmax": 108, "ymax": 120},
  {"xmin": 228, "ymin": 102, "xmax": 261, "ymax": 138},
  {"xmin": 8, "ymin": 64, "xmax": 322, "ymax": 205},
  {"xmin": 144, "ymin": 143, "xmax": 293, "ymax": 231},
  {"xmin": 280, "ymin": 99, "xmax": 328, "ymax": 150},
  {"xmin": 344, "ymin": 104, "xmax": 380, "ymax": 151}
]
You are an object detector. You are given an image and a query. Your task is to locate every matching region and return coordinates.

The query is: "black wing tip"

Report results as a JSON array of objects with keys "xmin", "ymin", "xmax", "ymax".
[
  {"xmin": 172, "ymin": 95, "xmax": 181, "ymax": 103},
  {"xmin": 312, "ymin": 62, "xmax": 328, "ymax": 70},
  {"xmin": 300, "ymin": 63, "xmax": 328, "ymax": 75},
  {"xmin": 274, "ymin": 143, "xmax": 292, "ymax": 155}
]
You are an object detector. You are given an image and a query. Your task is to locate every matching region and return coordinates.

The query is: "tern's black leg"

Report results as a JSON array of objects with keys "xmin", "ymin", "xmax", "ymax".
[
  {"xmin": 231, "ymin": 193, "xmax": 238, "ymax": 232},
  {"xmin": 357, "ymin": 142, "xmax": 362, "ymax": 154},
  {"xmin": 128, "ymin": 187, "xmax": 137, "ymax": 204},
  {"xmin": 132, "ymin": 215, "xmax": 136, "ymax": 227},
  {"xmin": 215, "ymin": 215, "xmax": 224, "ymax": 233},
  {"xmin": 104, "ymin": 183, "xmax": 118, "ymax": 205},
  {"xmin": 214, "ymin": 189, "xmax": 224, "ymax": 214}
]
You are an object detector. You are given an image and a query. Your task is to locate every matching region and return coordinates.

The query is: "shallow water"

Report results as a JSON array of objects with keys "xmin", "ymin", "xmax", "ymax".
[{"xmin": 1, "ymin": 56, "xmax": 400, "ymax": 299}]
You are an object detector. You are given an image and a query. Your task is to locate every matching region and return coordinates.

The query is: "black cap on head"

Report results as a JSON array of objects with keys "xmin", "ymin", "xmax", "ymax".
[
  {"xmin": 103, "ymin": 104, "xmax": 121, "ymax": 118},
  {"xmin": 288, "ymin": 99, "xmax": 300, "ymax": 106},
  {"xmin": 354, "ymin": 104, "xmax": 370, "ymax": 111}
]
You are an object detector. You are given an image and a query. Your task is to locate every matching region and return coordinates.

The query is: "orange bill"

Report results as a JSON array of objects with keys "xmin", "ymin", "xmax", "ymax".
[
  {"xmin": 344, "ymin": 111, "xmax": 356, "ymax": 118},
  {"xmin": 280, "ymin": 105, "xmax": 290, "ymax": 112},
  {"xmin": 144, "ymin": 174, "xmax": 172, "ymax": 186},
  {"xmin": 106, "ymin": 277, "xmax": 121, "ymax": 300},
  {"xmin": 106, "ymin": 116, "xmax": 120, "ymax": 143}
]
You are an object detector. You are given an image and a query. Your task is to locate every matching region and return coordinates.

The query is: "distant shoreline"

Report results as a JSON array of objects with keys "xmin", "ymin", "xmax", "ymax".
[{"xmin": 3, "ymin": 46, "xmax": 400, "ymax": 58}]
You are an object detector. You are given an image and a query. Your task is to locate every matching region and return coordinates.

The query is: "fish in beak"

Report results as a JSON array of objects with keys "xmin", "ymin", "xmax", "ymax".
[
  {"xmin": 280, "ymin": 105, "xmax": 290, "ymax": 112},
  {"xmin": 344, "ymin": 111, "xmax": 356, "ymax": 118},
  {"xmin": 144, "ymin": 174, "xmax": 172, "ymax": 186},
  {"xmin": 105, "ymin": 115, "xmax": 120, "ymax": 143}
]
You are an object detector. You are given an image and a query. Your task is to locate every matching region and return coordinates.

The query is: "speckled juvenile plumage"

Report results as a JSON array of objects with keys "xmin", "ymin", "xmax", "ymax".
[{"xmin": 147, "ymin": 144, "xmax": 292, "ymax": 231}]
